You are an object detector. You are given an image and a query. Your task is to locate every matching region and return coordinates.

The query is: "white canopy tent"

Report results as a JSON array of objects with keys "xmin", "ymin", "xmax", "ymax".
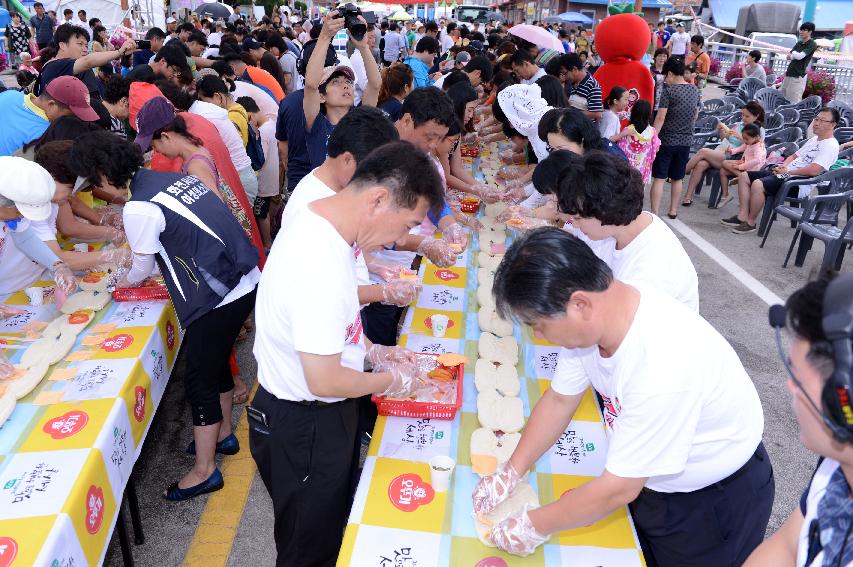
[{"xmin": 57, "ymin": 0, "xmax": 165, "ymax": 36}]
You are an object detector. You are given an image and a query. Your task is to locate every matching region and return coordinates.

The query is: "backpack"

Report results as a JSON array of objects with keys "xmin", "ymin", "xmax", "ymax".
[{"xmin": 246, "ymin": 124, "xmax": 265, "ymax": 171}]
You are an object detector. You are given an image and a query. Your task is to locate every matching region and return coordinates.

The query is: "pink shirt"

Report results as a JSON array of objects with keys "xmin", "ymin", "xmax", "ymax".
[{"xmin": 730, "ymin": 140, "xmax": 766, "ymax": 171}]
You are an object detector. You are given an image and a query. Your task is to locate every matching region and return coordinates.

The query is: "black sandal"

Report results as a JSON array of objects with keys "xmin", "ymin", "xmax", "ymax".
[{"xmin": 681, "ymin": 200, "xmax": 692, "ymax": 207}]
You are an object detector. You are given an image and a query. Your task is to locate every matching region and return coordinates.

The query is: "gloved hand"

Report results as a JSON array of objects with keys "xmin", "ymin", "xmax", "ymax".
[
  {"xmin": 505, "ymin": 217, "xmax": 551, "ymax": 232},
  {"xmin": 471, "ymin": 183, "xmax": 501, "ymax": 205},
  {"xmin": 416, "ymin": 238, "xmax": 457, "ymax": 267},
  {"xmin": 443, "ymin": 222, "xmax": 468, "ymax": 249},
  {"xmin": 497, "ymin": 205, "xmax": 532, "ymax": 223},
  {"xmin": 106, "ymin": 227, "xmax": 127, "ymax": 248},
  {"xmin": 366, "ymin": 344, "xmax": 418, "ymax": 367},
  {"xmin": 498, "ymin": 165, "xmax": 523, "ymax": 180},
  {"xmin": 99, "ymin": 208, "xmax": 124, "ymax": 230},
  {"xmin": 381, "ymin": 279, "xmax": 421, "ymax": 306},
  {"xmin": 0, "ymin": 351, "xmax": 14, "ymax": 381},
  {"xmin": 364, "ymin": 254, "xmax": 404, "ymax": 282},
  {"xmin": 377, "ymin": 362, "xmax": 428, "ymax": 399},
  {"xmin": 488, "ymin": 504, "xmax": 549, "ymax": 556},
  {"xmin": 51, "ymin": 261, "xmax": 77, "ymax": 307},
  {"xmin": 502, "ymin": 182, "xmax": 528, "ymax": 203},
  {"xmin": 462, "ymin": 132, "xmax": 479, "ymax": 144},
  {"xmin": 98, "ymin": 248, "xmax": 132, "ymax": 269},
  {"xmin": 458, "ymin": 213, "xmax": 483, "ymax": 231},
  {"xmin": 499, "ymin": 149, "xmax": 516, "ymax": 165},
  {"xmin": 473, "ymin": 461, "xmax": 522, "ymax": 516},
  {"xmin": 0, "ymin": 305, "xmax": 25, "ymax": 320}
]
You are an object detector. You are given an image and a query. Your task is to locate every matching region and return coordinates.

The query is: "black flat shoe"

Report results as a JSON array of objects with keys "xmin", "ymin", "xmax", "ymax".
[
  {"xmin": 667, "ymin": 213, "xmax": 678, "ymax": 219},
  {"xmin": 186, "ymin": 433, "xmax": 240, "ymax": 456},
  {"xmin": 681, "ymin": 200, "xmax": 692, "ymax": 207},
  {"xmin": 163, "ymin": 468, "xmax": 224, "ymax": 501}
]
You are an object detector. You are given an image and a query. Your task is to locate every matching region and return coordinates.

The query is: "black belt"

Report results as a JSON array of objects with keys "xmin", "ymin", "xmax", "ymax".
[
  {"xmin": 642, "ymin": 442, "xmax": 767, "ymax": 496},
  {"xmin": 283, "ymin": 398, "xmax": 346, "ymax": 408}
]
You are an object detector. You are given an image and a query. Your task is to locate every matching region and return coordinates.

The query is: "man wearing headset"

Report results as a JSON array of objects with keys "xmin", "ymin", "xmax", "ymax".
[{"xmin": 749, "ymin": 272, "xmax": 853, "ymax": 566}]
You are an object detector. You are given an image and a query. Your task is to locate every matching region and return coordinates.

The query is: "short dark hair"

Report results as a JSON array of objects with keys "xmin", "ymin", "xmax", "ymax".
[
  {"xmin": 556, "ymin": 150, "xmax": 643, "ymax": 225},
  {"xmin": 442, "ymin": 70, "xmax": 471, "ymax": 91},
  {"xmin": 425, "ymin": 21, "xmax": 439, "ymax": 33},
  {"xmin": 102, "ymin": 75, "xmax": 131, "ymax": 104},
  {"xmin": 326, "ymin": 106, "xmax": 399, "ymax": 162},
  {"xmin": 562, "ymin": 52, "xmax": 584, "ymax": 71},
  {"xmin": 415, "ymin": 36, "xmax": 440, "ymax": 54},
  {"xmin": 749, "ymin": 49, "xmax": 762, "ymax": 63},
  {"xmin": 145, "ymin": 27, "xmax": 166, "ymax": 40},
  {"xmin": 531, "ymin": 149, "xmax": 575, "ymax": 196},
  {"xmin": 178, "ymin": 22, "xmax": 195, "ymax": 33},
  {"xmin": 690, "ymin": 34, "xmax": 704, "ymax": 46},
  {"xmin": 629, "ymin": 99, "xmax": 652, "ymax": 133},
  {"xmin": 154, "ymin": 44, "xmax": 191, "ymax": 72},
  {"xmin": 54, "ymin": 23, "xmax": 90, "ymax": 44},
  {"xmin": 188, "ymin": 30, "xmax": 208, "ymax": 46},
  {"xmin": 786, "ymin": 273, "xmax": 836, "ymax": 379},
  {"xmin": 33, "ymin": 2, "xmax": 44, "ymax": 9},
  {"xmin": 819, "ymin": 106, "xmax": 841, "ymax": 125},
  {"xmin": 63, "ymin": 8, "xmax": 72, "ymax": 16},
  {"xmin": 400, "ymin": 87, "xmax": 456, "ymax": 128},
  {"xmin": 78, "ymin": 9, "xmax": 86, "ymax": 15},
  {"xmin": 236, "ymin": 96, "xmax": 260, "ymax": 113},
  {"xmin": 349, "ymin": 141, "xmax": 444, "ymax": 214},
  {"xmin": 800, "ymin": 22, "xmax": 816, "ymax": 32},
  {"xmin": 196, "ymin": 74, "xmax": 230, "ymax": 97},
  {"xmin": 34, "ymin": 140, "xmax": 77, "ymax": 184},
  {"xmin": 653, "ymin": 47, "xmax": 668, "ymax": 58},
  {"xmin": 662, "ymin": 55, "xmax": 685, "ymax": 76},
  {"xmin": 155, "ymin": 79, "xmax": 194, "ymax": 111},
  {"xmin": 493, "ymin": 228, "xmax": 613, "ymax": 323},
  {"xmin": 741, "ymin": 123, "xmax": 761, "ymax": 139},
  {"xmin": 70, "ymin": 131, "xmax": 144, "ymax": 188},
  {"xmin": 464, "ymin": 55, "xmax": 494, "ymax": 83},
  {"xmin": 509, "ymin": 50, "xmax": 535, "ymax": 67},
  {"xmin": 538, "ymin": 107, "xmax": 608, "ymax": 152}
]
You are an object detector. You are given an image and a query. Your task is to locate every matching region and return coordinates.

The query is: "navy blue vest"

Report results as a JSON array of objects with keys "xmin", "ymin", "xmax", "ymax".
[{"xmin": 129, "ymin": 169, "xmax": 259, "ymax": 328}]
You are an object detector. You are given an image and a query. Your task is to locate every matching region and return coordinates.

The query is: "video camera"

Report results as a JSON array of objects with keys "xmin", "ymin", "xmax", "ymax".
[{"xmin": 334, "ymin": 3, "xmax": 375, "ymax": 42}]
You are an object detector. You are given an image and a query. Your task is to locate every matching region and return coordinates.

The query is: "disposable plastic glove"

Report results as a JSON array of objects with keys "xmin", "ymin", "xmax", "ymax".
[
  {"xmin": 51, "ymin": 261, "xmax": 77, "ymax": 305},
  {"xmin": 99, "ymin": 208, "xmax": 124, "ymax": 230},
  {"xmin": 366, "ymin": 345, "xmax": 418, "ymax": 367},
  {"xmin": 106, "ymin": 227, "xmax": 127, "ymax": 247},
  {"xmin": 496, "ymin": 205, "xmax": 532, "ymax": 223},
  {"xmin": 472, "ymin": 461, "xmax": 522, "ymax": 516},
  {"xmin": 377, "ymin": 362, "xmax": 429, "ymax": 399},
  {"xmin": 458, "ymin": 214, "xmax": 483, "ymax": 231},
  {"xmin": 364, "ymin": 255, "xmax": 404, "ymax": 282},
  {"xmin": 505, "ymin": 217, "xmax": 551, "ymax": 232},
  {"xmin": 416, "ymin": 238, "xmax": 457, "ymax": 267},
  {"xmin": 498, "ymin": 165, "xmax": 524, "ymax": 180},
  {"xmin": 98, "ymin": 248, "xmax": 132, "ymax": 269},
  {"xmin": 488, "ymin": 504, "xmax": 549, "ymax": 557},
  {"xmin": 499, "ymin": 149, "xmax": 516, "ymax": 164},
  {"xmin": 0, "ymin": 352, "xmax": 14, "ymax": 380},
  {"xmin": 380, "ymin": 279, "xmax": 421, "ymax": 306},
  {"xmin": 0, "ymin": 305, "xmax": 25, "ymax": 319},
  {"xmin": 442, "ymin": 222, "xmax": 469, "ymax": 249}
]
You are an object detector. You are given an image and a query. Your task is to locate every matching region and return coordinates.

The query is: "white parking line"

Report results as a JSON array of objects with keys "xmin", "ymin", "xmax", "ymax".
[{"xmin": 667, "ymin": 218, "xmax": 785, "ymax": 307}]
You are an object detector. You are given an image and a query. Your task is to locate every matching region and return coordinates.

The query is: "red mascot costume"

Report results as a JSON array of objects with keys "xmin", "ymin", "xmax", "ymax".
[{"xmin": 593, "ymin": 14, "xmax": 655, "ymax": 126}]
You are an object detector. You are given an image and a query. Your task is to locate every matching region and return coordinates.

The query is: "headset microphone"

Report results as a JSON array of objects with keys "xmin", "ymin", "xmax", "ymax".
[{"xmin": 768, "ymin": 304, "xmax": 852, "ymax": 442}]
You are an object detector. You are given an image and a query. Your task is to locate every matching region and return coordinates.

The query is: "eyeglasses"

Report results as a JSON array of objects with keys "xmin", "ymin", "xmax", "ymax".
[
  {"xmin": 328, "ymin": 77, "xmax": 354, "ymax": 88},
  {"xmin": 813, "ymin": 117, "xmax": 836, "ymax": 124}
]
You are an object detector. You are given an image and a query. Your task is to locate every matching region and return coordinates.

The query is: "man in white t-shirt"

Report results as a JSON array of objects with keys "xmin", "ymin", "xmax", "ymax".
[
  {"xmin": 250, "ymin": 141, "xmax": 446, "ymax": 566},
  {"xmin": 745, "ymin": 273, "xmax": 853, "ymax": 567},
  {"xmin": 727, "ymin": 107, "xmax": 841, "ymax": 234},
  {"xmin": 535, "ymin": 150, "xmax": 698, "ymax": 310},
  {"xmin": 473, "ymin": 229, "xmax": 771, "ymax": 563},
  {"xmin": 667, "ymin": 23, "xmax": 691, "ymax": 57}
]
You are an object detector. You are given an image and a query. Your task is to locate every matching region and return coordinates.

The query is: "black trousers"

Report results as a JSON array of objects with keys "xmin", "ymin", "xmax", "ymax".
[
  {"xmin": 182, "ymin": 289, "xmax": 255, "ymax": 426},
  {"xmin": 630, "ymin": 442, "xmax": 774, "ymax": 567},
  {"xmin": 249, "ymin": 387, "xmax": 358, "ymax": 567}
]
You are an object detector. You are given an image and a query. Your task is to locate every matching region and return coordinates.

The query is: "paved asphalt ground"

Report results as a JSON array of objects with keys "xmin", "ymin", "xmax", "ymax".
[{"xmin": 4, "ymin": 72, "xmax": 848, "ymax": 564}]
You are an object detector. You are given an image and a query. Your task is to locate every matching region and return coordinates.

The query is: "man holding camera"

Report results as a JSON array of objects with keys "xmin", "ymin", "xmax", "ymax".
[
  {"xmin": 304, "ymin": 10, "xmax": 381, "ymax": 169},
  {"xmin": 745, "ymin": 273, "xmax": 853, "ymax": 566}
]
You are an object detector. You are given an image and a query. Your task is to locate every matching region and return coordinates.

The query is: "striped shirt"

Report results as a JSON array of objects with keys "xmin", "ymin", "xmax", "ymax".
[{"xmin": 566, "ymin": 72, "xmax": 603, "ymax": 113}]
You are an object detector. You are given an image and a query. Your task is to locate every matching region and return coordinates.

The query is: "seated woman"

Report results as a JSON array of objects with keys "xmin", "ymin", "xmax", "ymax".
[{"xmin": 682, "ymin": 101, "xmax": 765, "ymax": 205}]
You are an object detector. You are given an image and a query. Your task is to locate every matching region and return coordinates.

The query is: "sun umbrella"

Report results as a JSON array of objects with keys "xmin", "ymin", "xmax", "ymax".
[
  {"xmin": 507, "ymin": 24, "xmax": 565, "ymax": 53},
  {"xmin": 553, "ymin": 11, "xmax": 593, "ymax": 25},
  {"xmin": 389, "ymin": 10, "xmax": 413, "ymax": 21},
  {"xmin": 195, "ymin": 1, "xmax": 233, "ymax": 19}
]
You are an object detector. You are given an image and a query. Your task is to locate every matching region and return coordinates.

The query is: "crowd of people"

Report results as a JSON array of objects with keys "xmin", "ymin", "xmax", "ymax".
[{"xmin": 0, "ymin": 7, "xmax": 851, "ymax": 567}]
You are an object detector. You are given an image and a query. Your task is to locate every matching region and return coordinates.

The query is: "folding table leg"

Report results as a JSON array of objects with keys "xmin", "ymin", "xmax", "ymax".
[
  {"xmin": 127, "ymin": 477, "xmax": 145, "ymax": 545},
  {"xmin": 116, "ymin": 506, "xmax": 135, "ymax": 567}
]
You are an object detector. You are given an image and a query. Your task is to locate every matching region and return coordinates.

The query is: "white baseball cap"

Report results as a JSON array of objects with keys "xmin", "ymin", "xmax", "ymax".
[
  {"xmin": 166, "ymin": 16, "xmax": 176, "ymax": 23},
  {"xmin": 0, "ymin": 157, "xmax": 56, "ymax": 221}
]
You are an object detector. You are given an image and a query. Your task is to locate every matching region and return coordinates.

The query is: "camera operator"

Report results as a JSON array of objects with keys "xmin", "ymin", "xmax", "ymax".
[
  {"xmin": 746, "ymin": 272, "xmax": 853, "ymax": 567},
  {"xmin": 303, "ymin": 10, "xmax": 381, "ymax": 168}
]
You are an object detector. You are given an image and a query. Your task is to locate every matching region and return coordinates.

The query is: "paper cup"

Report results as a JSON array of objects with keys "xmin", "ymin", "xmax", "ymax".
[
  {"xmin": 73, "ymin": 243, "xmax": 89, "ymax": 253},
  {"xmin": 429, "ymin": 455, "xmax": 455, "ymax": 492},
  {"xmin": 430, "ymin": 314, "xmax": 449, "ymax": 338},
  {"xmin": 25, "ymin": 287, "xmax": 43, "ymax": 306}
]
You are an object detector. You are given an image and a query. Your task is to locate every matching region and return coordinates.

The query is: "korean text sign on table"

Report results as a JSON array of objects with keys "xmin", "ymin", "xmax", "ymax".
[
  {"xmin": 338, "ymin": 153, "xmax": 645, "ymax": 566},
  {"xmin": 0, "ymin": 279, "xmax": 182, "ymax": 567}
]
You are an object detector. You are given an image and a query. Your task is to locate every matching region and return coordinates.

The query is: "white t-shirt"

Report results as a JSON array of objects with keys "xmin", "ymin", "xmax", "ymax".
[
  {"xmin": 282, "ymin": 169, "xmax": 370, "ymax": 286},
  {"xmin": 669, "ymin": 31, "xmax": 691, "ymax": 55},
  {"xmin": 189, "ymin": 100, "xmax": 252, "ymax": 172},
  {"xmin": 598, "ymin": 109, "xmax": 620, "ymax": 140},
  {"xmin": 440, "ymin": 30, "xmax": 454, "ymax": 54},
  {"xmin": 254, "ymin": 206, "xmax": 366, "ymax": 402},
  {"xmin": 123, "ymin": 200, "xmax": 260, "ymax": 308},
  {"xmin": 522, "ymin": 67, "xmax": 547, "ymax": 85},
  {"xmin": 0, "ymin": 208, "xmax": 58, "ymax": 295},
  {"xmin": 350, "ymin": 49, "xmax": 368, "ymax": 107},
  {"xmin": 789, "ymin": 136, "xmax": 840, "ymax": 198},
  {"xmin": 256, "ymin": 120, "xmax": 280, "ymax": 198},
  {"xmin": 231, "ymin": 80, "xmax": 279, "ymax": 122},
  {"xmin": 552, "ymin": 285, "xmax": 763, "ymax": 493}
]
